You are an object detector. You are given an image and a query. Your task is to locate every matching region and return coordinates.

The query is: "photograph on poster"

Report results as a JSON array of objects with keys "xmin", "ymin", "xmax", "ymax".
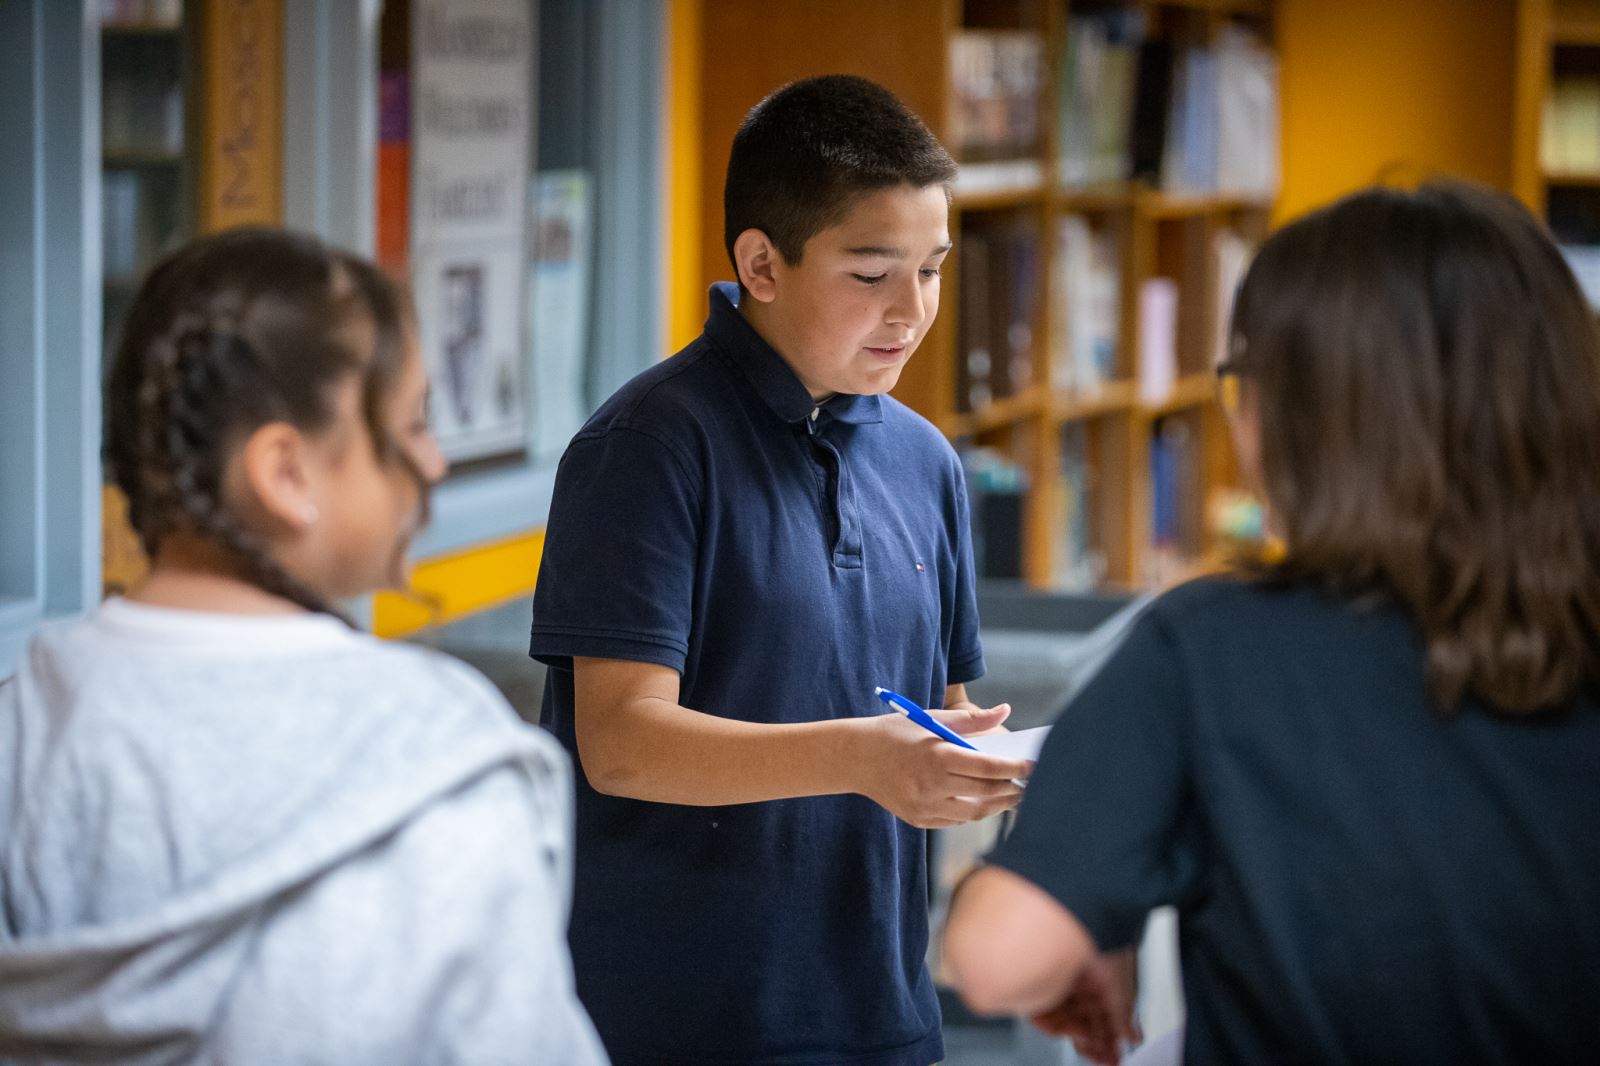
[{"xmin": 442, "ymin": 261, "xmax": 484, "ymax": 426}]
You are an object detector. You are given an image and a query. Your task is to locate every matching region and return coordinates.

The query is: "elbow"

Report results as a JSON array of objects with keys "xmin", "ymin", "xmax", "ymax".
[
  {"xmin": 578, "ymin": 747, "xmax": 637, "ymax": 798},
  {"xmin": 574, "ymin": 727, "xmax": 628, "ymax": 798},
  {"xmin": 943, "ymin": 921, "xmax": 1025, "ymax": 1017},
  {"xmin": 576, "ymin": 726, "xmax": 658, "ymax": 801}
]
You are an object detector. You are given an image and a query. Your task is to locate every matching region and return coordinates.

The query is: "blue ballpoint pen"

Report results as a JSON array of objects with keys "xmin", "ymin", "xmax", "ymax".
[{"xmin": 873, "ymin": 687, "xmax": 979, "ymax": 751}]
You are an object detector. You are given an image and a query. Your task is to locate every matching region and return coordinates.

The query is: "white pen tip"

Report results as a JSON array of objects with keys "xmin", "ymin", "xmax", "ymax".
[{"xmin": 873, "ymin": 687, "xmax": 886, "ymax": 696}]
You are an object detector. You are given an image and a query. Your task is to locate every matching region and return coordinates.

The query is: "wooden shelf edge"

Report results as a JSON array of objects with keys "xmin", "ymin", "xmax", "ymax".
[
  {"xmin": 956, "ymin": 386, "xmax": 1047, "ymax": 435},
  {"xmin": 954, "ymin": 185, "xmax": 1049, "ymax": 212},
  {"xmin": 1138, "ymin": 190, "xmax": 1275, "ymax": 219},
  {"xmin": 1544, "ymin": 168, "xmax": 1600, "ymax": 187},
  {"xmin": 1050, "ymin": 381, "xmax": 1138, "ymax": 422},
  {"xmin": 101, "ymin": 21, "xmax": 183, "ymax": 35},
  {"xmin": 1142, "ymin": 0, "xmax": 1270, "ymax": 14},
  {"xmin": 1053, "ymin": 182, "xmax": 1274, "ymax": 218},
  {"xmin": 1055, "ymin": 185, "xmax": 1137, "ymax": 213},
  {"xmin": 1552, "ymin": 11, "xmax": 1600, "ymax": 46},
  {"xmin": 1139, "ymin": 372, "xmax": 1217, "ymax": 417}
]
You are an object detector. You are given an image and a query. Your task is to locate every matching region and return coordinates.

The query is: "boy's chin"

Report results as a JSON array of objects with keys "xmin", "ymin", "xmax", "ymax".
[{"xmin": 849, "ymin": 365, "xmax": 906, "ymax": 396}]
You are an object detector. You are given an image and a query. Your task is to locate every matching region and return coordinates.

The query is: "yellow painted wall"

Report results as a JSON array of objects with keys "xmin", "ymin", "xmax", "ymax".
[
  {"xmin": 1276, "ymin": 0, "xmax": 1515, "ymax": 225},
  {"xmin": 373, "ymin": 530, "xmax": 546, "ymax": 638},
  {"xmin": 666, "ymin": 0, "xmax": 704, "ymax": 353}
]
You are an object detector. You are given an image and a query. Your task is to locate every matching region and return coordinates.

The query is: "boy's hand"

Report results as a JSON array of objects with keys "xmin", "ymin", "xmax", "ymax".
[
  {"xmin": 850, "ymin": 710, "xmax": 1032, "ymax": 829},
  {"xmin": 928, "ymin": 702, "xmax": 1012, "ymax": 737}
]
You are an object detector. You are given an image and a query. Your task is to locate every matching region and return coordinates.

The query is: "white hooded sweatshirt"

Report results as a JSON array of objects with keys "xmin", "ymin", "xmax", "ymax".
[{"xmin": 0, "ymin": 599, "xmax": 607, "ymax": 1065}]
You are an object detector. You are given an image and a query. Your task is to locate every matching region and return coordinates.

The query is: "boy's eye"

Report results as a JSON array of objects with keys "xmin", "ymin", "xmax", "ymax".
[
  {"xmin": 851, "ymin": 273, "xmax": 886, "ymax": 286},
  {"xmin": 920, "ymin": 267, "xmax": 942, "ymax": 279}
]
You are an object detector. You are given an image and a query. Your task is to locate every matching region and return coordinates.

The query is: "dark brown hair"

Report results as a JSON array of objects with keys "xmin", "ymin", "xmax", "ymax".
[
  {"xmin": 104, "ymin": 227, "xmax": 422, "ymax": 619},
  {"xmin": 1230, "ymin": 182, "xmax": 1600, "ymax": 713},
  {"xmin": 723, "ymin": 74, "xmax": 956, "ymax": 271}
]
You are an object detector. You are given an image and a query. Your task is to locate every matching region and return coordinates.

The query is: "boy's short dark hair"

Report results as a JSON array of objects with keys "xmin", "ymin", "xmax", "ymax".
[{"xmin": 723, "ymin": 74, "xmax": 956, "ymax": 271}]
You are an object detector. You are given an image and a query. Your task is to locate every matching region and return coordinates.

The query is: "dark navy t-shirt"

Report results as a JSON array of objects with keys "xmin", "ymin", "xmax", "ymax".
[
  {"xmin": 991, "ymin": 576, "xmax": 1600, "ymax": 1065},
  {"xmin": 530, "ymin": 284, "xmax": 984, "ymax": 1065}
]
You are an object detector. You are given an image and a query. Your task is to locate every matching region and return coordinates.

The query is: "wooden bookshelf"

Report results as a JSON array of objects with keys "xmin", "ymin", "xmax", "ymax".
[
  {"xmin": 698, "ymin": 0, "xmax": 1276, "ymax": 591},
  {"xmin": 1515, "ymin": 0, "xmax": 1600, "ymax": 212},
  {"xmin": 1516, "ymin": 0, "xmax": 1600, "ymax": 316}
]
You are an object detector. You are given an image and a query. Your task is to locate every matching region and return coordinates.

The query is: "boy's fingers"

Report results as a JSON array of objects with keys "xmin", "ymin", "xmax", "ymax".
[
  {"xmin": 944, "ymin": 749, "xmax": 1034, "ymax": 781},
  {"xmin": 928, "ymin": 703, "xmax": 1011, "ymax": 734},
  {"xmin": 942, "ymin": 792, "xmax": 1022, "ymax": 822},
  {"xmin": 943, "ymin": 775, "xmax": 1024, "ymax": 799}
]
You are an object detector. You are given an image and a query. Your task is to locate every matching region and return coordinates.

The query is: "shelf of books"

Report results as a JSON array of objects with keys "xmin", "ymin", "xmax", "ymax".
[
  {"xmin": 696, "ymin": 0, "xmax": 1278, "ymax": 592},
  {"xmin": 945, "ymin": 0, "xmax": 1279, "ymax": 590},
  {"xmin": 1519, "ymin": 0, "xmax": 1600, "ymax": 312},
  {"xmin": 99, "ymin": 0, "xmax": 192, "ymax": 360}
]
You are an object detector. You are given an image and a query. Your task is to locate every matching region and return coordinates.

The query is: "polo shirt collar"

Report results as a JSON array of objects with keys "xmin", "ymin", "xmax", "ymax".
[{"xmin": 705, "ymin": 282, "xmax": 884, "ymax": 426}]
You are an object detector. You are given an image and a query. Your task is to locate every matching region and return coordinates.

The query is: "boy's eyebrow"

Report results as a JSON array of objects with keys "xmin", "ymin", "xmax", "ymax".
[{"xmin": 845, "ymin": 241, "xmax": 954, "ymax": 258}]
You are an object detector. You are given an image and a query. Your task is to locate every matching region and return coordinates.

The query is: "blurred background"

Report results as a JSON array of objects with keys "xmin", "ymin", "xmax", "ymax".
[{"xmin": 0, "ymin": 0, "xmax": 1580, "ymax": 1060}]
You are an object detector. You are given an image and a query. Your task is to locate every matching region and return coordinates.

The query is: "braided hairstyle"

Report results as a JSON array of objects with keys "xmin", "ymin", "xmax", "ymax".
[{"xmin": 105, "ymin": 227, "xmax": 421, "ymax": 622}]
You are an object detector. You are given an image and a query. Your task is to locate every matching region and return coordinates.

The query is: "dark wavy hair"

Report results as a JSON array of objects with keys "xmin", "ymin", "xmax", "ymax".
[
  {"xmin": 104, "ymin": 227, "xmax": 424, "ymax": 619},
  {"xmin": 1230, "ymin": 182, "xmax": 1600, "ymax": 713},
  {"xmin": 723, "ymin": 74, "xmax": 956, "ymax": 271}
]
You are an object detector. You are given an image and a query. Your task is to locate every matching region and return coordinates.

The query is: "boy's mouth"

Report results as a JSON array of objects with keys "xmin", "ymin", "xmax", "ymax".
[{"xmin": 865, "ymin": 343, "xmax": 908, "ymax": 362}]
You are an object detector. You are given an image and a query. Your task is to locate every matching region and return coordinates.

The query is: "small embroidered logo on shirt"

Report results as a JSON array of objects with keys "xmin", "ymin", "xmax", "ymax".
[{"xmin": 915, "ymin": 561, "xmax": 925, "ymax": 572}]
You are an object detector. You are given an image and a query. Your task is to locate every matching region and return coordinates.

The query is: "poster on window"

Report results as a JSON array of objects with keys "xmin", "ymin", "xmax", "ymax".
[
  {"xmin": 527, "ymin": 170, "xmax": 593, "ymax": 459},
  {"xmin": 409, "ymin": 0, "xmax": 533, "ymax": 461}
]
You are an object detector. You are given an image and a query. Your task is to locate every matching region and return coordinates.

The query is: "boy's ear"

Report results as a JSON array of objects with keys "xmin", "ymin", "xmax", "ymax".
[
  {"xmin": 733, "ymin": 228, "xmax": 781, "ymax": 303},
  {"xmin": 232, "ymin": 422, "xmax": 320, "ymax": 534}
]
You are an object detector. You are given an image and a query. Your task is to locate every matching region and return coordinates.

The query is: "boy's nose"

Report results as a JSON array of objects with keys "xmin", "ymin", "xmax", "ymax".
[{"xmin": 886, "ymin": 275, "xmax": 926, "ymax": 327}]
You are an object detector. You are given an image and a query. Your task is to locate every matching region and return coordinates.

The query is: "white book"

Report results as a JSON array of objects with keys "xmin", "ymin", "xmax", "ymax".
[{"xmin": 1138, "ymin": 277, "xmax": 1179, "ymax": 405}]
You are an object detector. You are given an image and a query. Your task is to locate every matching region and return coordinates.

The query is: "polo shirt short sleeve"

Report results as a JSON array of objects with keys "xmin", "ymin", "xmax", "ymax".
[{"xmin": 530, "ymin": 423, "xmax": 702, "ymax": 673}]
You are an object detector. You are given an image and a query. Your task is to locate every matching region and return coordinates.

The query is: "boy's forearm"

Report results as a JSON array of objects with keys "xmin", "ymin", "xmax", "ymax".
[{"xmin": 580, "ymin": 695, "xmax": 866, "ymax": 806}]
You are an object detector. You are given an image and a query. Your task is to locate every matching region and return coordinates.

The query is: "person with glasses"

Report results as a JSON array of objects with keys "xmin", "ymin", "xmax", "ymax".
[{"xmin": 942, "ymin": 182, "xmax": 1600, "ymax": 1065}]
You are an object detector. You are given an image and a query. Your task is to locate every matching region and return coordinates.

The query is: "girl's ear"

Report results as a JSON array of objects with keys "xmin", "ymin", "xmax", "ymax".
[
  {"xmin": 234, "ymin": 422, "xmax": 320, "ymax": 532},
  {"xmin": 733, "ymin": 228, "xmax": 781, "ymax": 303}
]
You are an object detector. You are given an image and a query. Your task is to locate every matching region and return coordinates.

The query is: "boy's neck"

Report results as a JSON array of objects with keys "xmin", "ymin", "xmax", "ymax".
[{"xmin": 737, "ymin": 298, "xmax": 833, "ymax": 405}]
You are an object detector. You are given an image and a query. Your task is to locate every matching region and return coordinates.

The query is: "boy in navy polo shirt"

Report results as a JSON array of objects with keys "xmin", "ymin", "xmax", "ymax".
[{"xmin": 530, "ymin": 75, "xmax": 1032, "ymax": 1066}]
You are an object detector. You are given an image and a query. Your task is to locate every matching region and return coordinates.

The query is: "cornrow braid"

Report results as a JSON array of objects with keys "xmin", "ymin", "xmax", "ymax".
[
  {"xmin": 132, "ymin": 313, "xmax": 350, "ymax": 624},
  {"xmin": 106, "ymin": 227, "xmax": 414, "ymax": 627}
]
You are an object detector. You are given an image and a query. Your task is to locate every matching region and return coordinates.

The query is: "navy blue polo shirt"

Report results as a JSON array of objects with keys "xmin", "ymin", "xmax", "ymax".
[{"xmin": 530, "ymin": 283, "xmax": 984, "ymax": 1066}]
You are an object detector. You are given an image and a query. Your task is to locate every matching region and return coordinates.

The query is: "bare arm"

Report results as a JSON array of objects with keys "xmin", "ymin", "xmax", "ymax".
[
  {"xmin": 573, "ymin": 658, "xmax": 1031, "ymax": 827},
  {"xmin": 942, "ymin": 863, "xmax": 1099, "ymax": 1016}
]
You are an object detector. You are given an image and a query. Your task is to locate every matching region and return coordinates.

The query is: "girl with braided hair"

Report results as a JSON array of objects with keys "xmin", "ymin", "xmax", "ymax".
[{"xmin": 0, "ymin": 228, "xmax": 607, "ymax": 1065}]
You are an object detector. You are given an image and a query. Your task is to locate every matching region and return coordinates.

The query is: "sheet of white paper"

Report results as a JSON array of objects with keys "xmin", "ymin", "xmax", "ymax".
[{"xmin": 971, "ymin": 725, "xmax": 1051, "ymax": 761}]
